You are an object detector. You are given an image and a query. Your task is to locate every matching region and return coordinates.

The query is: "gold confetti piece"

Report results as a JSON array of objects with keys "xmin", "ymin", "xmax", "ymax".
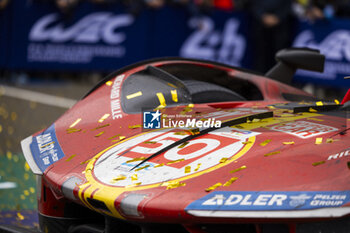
[
  {"xmin": 24, "ymin": 173, "xmax": 29, "ymax": 180},
  {"xmin": 119, "ymin": 136, "xmax": 126, "ymax": 140},
  {"xmin": 185, "ymin": 166, "xmax": 191, "ymax": 173},
  {"xmin": 309, "ymin": 108, "xmax": 317, "ymax": 112},
  {"xmin": 131, "ymin": 174, "xmax": 138, "ymax": 181},
  {"xmin": 108, "ymin": 134, "xmax": 120, "ymax": 140},
  {"xmin": 0, "ymin": 124, "xmax": 2, "ymax": 133},
  {"xmin": 125, "ymin": 182, "xmax": 142, "ymax": 188},
  {"xmin": 194, "ymin": 163, "xmax": 201, "ymax": 171},
  {"xmin": 283, "ymin": 141, "xmax": 295, "ymax": 145},
  {"xmin": 6, "ymin": 151, "xmax": 12, "ymax": 160},
  {"xmin": 316, "ymin": 101, "xmax": 324, "ymax": 106},
  {"xmin": 230, "ymin": 165, "xmax": 247, "ymax": 173},
  {"xmin": 334, "ymin": 99, "xmax": 340, "ymax": 104},
  {"xmin": 24, "ymin": 190, "xmax": 30, "ymax": 196},
  {"xmin": 167, "ymin": 82, "xmax": 177, "ymax": 88},
  {"xmin": 144, "ymin": 141, "xmax": 157, "ymax": 144},
  {"xmin": 223, "ymin": 177, "xmax": 238, "ymax": 187},
  {"xmin": 80, "ymin": 159, "xmax": 91, "ymax": 165},
  {"xmin": 20, "ymin": 195, "xmax": 25, "ymax": 200},
  {"xmin": 95, "ymin": 131, "xmax": 105, "ymax": 137},
  {"xmin": 220, "ymin": 157, "xmax": 228, "ymax": 163},
  {"xmin": 188, "ymin": 104, "xmax": 194, "ymax": 108},
  {"xmin": 93, "ymin": 124, "xmax": 110, "ymax": 130},
  {"xmin": 267, "ymin": 106, "xmax": 276, "ymax": 109},
  {"xmin": 154, "ymin": 163, "xmax": 164, "ymax": 168},
  {"xmin": 242, "ymin": 141, "xmax": 252, "ymax": 145},
  {"xmin": 167, "ymin": 159, "xmax": 185, "ymax": 164},
  {"xmin": 128, "ymin": 124, "xmax": 142, "ymax": 129},
  {"xmin": 312, "ymin": 161, "xmax": 325, "ymax": 166},
  {"xmin": 260, "ymin": 139, "xmax": 271, "ymax": 146},
  {"xmin": 126, "ymin": 157, "xmax": 146, "ymax": 163},
  {"xmin": 17, "ymin": 213, "xmax": 24, "ymax": 220},
  {"xmin": 70, "ymin": 118, "xmax": 82, "ymax": 128},
  {"xmin": 156, "ymin": 92, "xmax": 166, "ymax": 107},
  {"xmin": 162, "ymin": 181, "xmax": 186, "ymax": 190},
  {"xmin": 126, "ymin": 91, "xmax": 143, "ymax": 99},
  {"xmin": 11, "ymin": 112, "xmax": 17, "ymax": 121},
  {"xmin": 178, "ymin": 142, "xmax": 189, "ymax": 148},
  {"xmin": 326, "ymin": 138, "xmax": 334, "ymax": 143},
  {"xmin": 24, "ymin": 162, "xmax": 30, "ymax": 171},
  {"xmin": 252, "ymin": 118, "xmax": 261, "ymax": 123},
  {"xmin": 40, "ymin": 141, "xmax": 54, "ymax": 149},
  {"xmin": 66, "ymin": 154, "xmax": 76, "ymax": 162},
  {"xmin": 135, "ymin": 165, "xmax": 150, "ymax": 171},
  {"xmin": 105, "ymin": 81, "xmax": 113, "ymax": 86},
  {"xmin": 315, "ymin": 137, "xmax": 323, "ymax": 145},
  {"xmin": 29, "ymin": 187, "xmax": 35, "ymax": 193},
  {"xmin": 264, "ymin": 151, "xmax": 281, "ymax": 157},
  {"xmin": 111, "ymin": 175, "xmax": 126, "ymax": 183},
  {"xmin": 206, "ymin": 183, "xmax": 222, "ymax": 192},
  {"xmin": 98, "ymin": 114, "xmax": 110, "ymax": 123},
  {"xmin": 174, "ymin": 131, "xmax": 189, "ymax": 135},
  {"xmin": 66, "ymin": 128, "xmax": 81, "ymax": 134},
  {"xmin": 171, "ymin": 89, "xmax": 178, "ymax": 102},
  {"xmin": 281, "ymin": 113, "xmax": 295, "ymax": 117},
  {"xmin": 188, "ymin": 128, "xmax": 200, "ymax": 135}
]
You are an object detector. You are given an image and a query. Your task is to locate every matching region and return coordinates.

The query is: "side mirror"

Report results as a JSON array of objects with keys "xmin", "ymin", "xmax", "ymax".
[{"xmin": 265, "ymin": 48, "xmax": 325, "ymax": 84}]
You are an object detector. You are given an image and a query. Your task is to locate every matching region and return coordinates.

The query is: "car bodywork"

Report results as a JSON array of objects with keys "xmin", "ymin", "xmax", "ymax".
[{"xmin": 19, "ymin": 50, "xmax": 350, "ymax": 233}]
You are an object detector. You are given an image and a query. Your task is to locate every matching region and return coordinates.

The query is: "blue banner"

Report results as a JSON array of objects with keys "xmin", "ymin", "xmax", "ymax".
[
  {"xmin": 293, "ymin": 19, "xmax": 350, "ymax": 88},
  {"xmin": 7, "ymin": 1, "xmax": 249, "ymax": 71}
]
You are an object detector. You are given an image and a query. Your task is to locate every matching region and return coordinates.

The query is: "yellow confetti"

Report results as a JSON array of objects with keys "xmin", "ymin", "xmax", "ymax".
[
  {"xmin": 174, "ymin": 131, "xmax": 189, "ymax": 135},
  {"xmin": 267, "ymin": 106, "xmax": 276, "ymax": 109},
  {"xmin": 156, "ymin": 92, "xmax": 166, "ymax": 107},
  {"xmin": 309, "ymin": 108, "xmax": 318, "ymax": 113},
  {"xmin": 105, "ymin": 81, "xmax": 113, "ymax": 86},
  {"xmin": 326, "ymin": 138, "xmax": 334, "ymax": 143},
  {"xmin": 135, "ymin": 165, "xmax": 150, "ymax": 171},
  {"xmin": 252, "ymin": 118, "xmax": 261, "ymax": 123},
  {"xmin": 66, "ymin": 154, "xmax": 76, "ymax": 162},
  {"xmin": 167, "ymin": 82, "xmax": 177, "ymax": 88},
  {"xmin": 178, "ymin": 142, "xmax": 189, "ymax": 148},
  {"xmin": 66, "ymin": 128, "xmax": 81, "ymax": 134},
  {"xmin": 334, "ymin": 99, "xmax": 340, "ymax": 104},
  {"xmin": 17, "ymin": 213, "xmax": 24, "ymax": 220},
  {"xmin": 264, "ymin": 151, "xmax": 281, "ymax": 157},
  {"xmin": 24, "ymin": 162, "xmax": 30, "ymax": 171},
  {"xmin": 126, "ymin": 157, "xmax": 146, "ymax": 163},
  {"xmin": 125, "ymin": 182, "xmax": 142, "ymax": 188},
  {"xmin": 128, "ymin": 124, "xmax": 142, "ymax": 129},
  {"xmin": 98, "ymin": 114, "xmax": 110, "ymax": 123},
  {"xmin": 108, "ymin": 134, "xmax": 120, "ymax": 140},
  {"xmin": 185, "ymin": 166, "xmax": 191, "ymax": 173},
  {"xmin": 206, "ymin": 183, "xmax": 222, "ymax": 192},
  {"xmin": 144, "ymin": 141, "xmax": 157, "ymax": 144},
  {"xmin": 188, "ymin": 128, "xmax": 200, "ymax": 135},
  {"xmin": 131, "ymin": 174, "xmax": 138, "ymax": 181},
  {"xmin": 312, "ymin": 161, "xmax": 325, "ymax": 166},
  {"xmin": 111, "ymin": 175, "xmax": 126, "ymax": 183},
  {"xmin": 162, "ymin": 181, "xmax": 186, "ymax": 190},
  {"xmin": 260, "ymin": 139, "xmax": 271, "ymax": 146},
  {"xmin": 315, "ymin": 137, "xmax": 323, "ymax": 145},
  {"xmin": 80, "ymin": 159, "xmax": 91, "ymax": 165},
  {"xmin": 6, "ymin": 151, "xmax": 12, "ymax": 160},
  {"xmin": 167, "ymin": 159, "xmax": 184, "ymax": 165},
  {"xmin": 154, "ymin": 163, "xmax": 164, "ymax": 168},
  {"xmin": 24, "ymin": 190, "xmax": 30, "ymax": 196},
  {"xmin": 316, "ymin": 101, "xmax": 323, "ymax": 106},
  {"xmin": 188, "ymin": 104, "xmax": 194, "ymax": 108},
  {"xmin": 283, "ymin": 141, "xmax": 295, "ymax": 145},
  {"xmin": 223, "ymin": 177, "xmax": 238, "ymax": 187},
  {"xmin": 126, "ymin": 91, "xmax": 143, "ymax": 99},
  {"xmin": 230, "ymin": 165, "xmax": 247, "ymax": 173},
  {"xmin": 29, "ymin": 187, "xmax": 35, "ymax": 193},
  {"xmin": 171, "ymin": 89, "xmax": 178, "ymax": 102},
  {"xmin": 242, "ymin": 141, "xmax": 252, "ymax": 145},
  {"xmin": 95, "ymin": 131, "xmax": 105, "ymax": 137},
  {"xmin": 0, "ymin": 124, "xmax": 2, "ymax": 133},
  {"xmin": 194, "ymin": 163, "xmax": 201, "ymax": 171},
  {"xmin": 93, "ymin": 124, "xmax": 110, "ymax": 130},
  {"xmin": 20, "ymin": 195, "xmax": 25, "ymax": 200},
  {"xmin": 119, "ymin": 136, "xmax": 126, "ymax": 140},
  {"xmin": 220, "ymin": 157, "xmax": 228, "ymax": 163},
  {"xmin": 11, "ymin": 112, "xmax": 17, "ymax": 121},
  {"xmin": 24, "ymin": 173, "xmax": 29, "ymax": 180},
  {"xmin": 70, "ymin": 118, "xmax": 82, "ymax": 128}
]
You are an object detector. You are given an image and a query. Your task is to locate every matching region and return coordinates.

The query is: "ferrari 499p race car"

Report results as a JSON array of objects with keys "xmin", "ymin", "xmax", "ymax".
[{"xmin": 15, "ymin": 48, "xmax": 350, "ymax": 233}]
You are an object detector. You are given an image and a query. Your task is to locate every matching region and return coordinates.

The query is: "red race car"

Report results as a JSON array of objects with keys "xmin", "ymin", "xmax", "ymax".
[{"xmin": 19, "ymin": 48, "xmax": 350, "ymax": 233}]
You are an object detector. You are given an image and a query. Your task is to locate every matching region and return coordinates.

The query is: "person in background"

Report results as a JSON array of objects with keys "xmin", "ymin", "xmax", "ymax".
[
  {"xmin": 0, "ymin": 0, "xmax": 9, "ymax": 10},
  {"xmin": 250, "ymin": 0, "xmax": 293, "ymax": 73}
]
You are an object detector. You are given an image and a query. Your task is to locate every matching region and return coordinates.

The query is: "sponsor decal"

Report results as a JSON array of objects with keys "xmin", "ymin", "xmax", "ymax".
[
  {"xmin": 270, "ymin": 121, "xmax": 338, "ymax": 138},
  {"xmin": 110, "ymin": 74, "xmax": 125, "ymax": 119},
  {"xmin": 143, "ymin": 111, "xmax": 161, "ymax": 129},
  {"xmin": 29, "ymin": 124, "xmax": 65, "ymax": 172},
  {"xmin": 92, "ymin": 127, "xmax": 259, "ymax": 186},
  {"xmin": 186, "ymin": 191, "xmax": 350, "ymax": 211},
  {"xmin": 328, "ymin": 149, "xmax": 350, "ymax": 161},
  {"xmin": 180, "ymin": 17, "xmax": 246, "ymax": 67}
]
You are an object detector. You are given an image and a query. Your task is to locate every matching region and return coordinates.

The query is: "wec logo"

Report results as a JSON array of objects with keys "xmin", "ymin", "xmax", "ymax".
[{"xmin": 29, "ymin": 12, "xmax": 134, "ymax": 44}]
